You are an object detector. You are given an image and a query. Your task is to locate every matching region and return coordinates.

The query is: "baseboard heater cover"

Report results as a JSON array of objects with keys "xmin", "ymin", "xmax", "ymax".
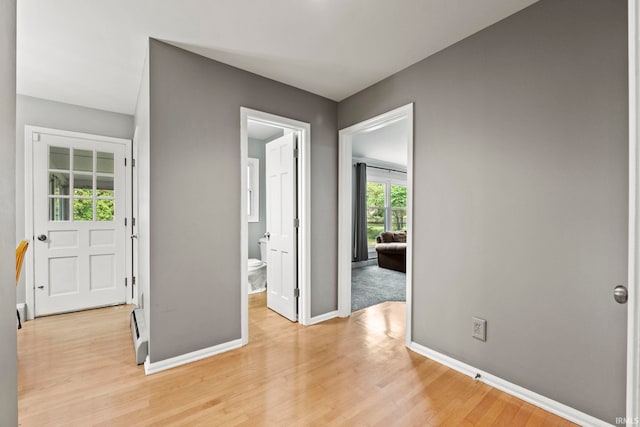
[{"xmin": 130, "ymin": 308, "xmax": 148, "ymax": 365}]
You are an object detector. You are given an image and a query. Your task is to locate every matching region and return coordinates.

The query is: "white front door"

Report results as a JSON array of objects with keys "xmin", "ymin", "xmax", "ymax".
[
  {"xmin": 265, "ymin": 133, "xmax": 298, "ymax": 321},
  {"xmin": 33, "ymin": 131, "xmax": 128, "ymax": 316}
]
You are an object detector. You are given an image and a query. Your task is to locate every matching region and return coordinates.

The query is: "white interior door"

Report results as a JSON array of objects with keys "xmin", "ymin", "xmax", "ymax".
[
  {"xmin": 33, "ymin": 131, "xmax": 128, "ymax": 316},
  {"xmin": 265, "ymin": 133, "xmax": 298, "ymax": 321}
]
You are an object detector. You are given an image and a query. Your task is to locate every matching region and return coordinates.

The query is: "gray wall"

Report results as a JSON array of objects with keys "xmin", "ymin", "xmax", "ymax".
[
  {"xmin": 15, "ymin": 95, "xmax": 134, "ymax": 306},
  {"xmin": 148, "ymin": 40, "xmax": 338, "ymax": 362},
  {"xmin": 248, "ymin": 138, "xmax": 266, "ymax": 260},
  {"xmin": 338, "ymin": 0, "xmax": 627, "ymax": 423},
  {"xmin": 0, "ymin": 0, "xmax": 17, "ymax": 424}
]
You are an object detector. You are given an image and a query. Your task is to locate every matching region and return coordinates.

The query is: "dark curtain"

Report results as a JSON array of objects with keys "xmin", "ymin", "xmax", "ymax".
[{"xmin": 353, "ymin": 163, "xmax": 368, "ymax": 261}]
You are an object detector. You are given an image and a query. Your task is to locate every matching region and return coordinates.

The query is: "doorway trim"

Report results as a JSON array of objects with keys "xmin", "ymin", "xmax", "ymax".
[
  {"xmin": 23, "ymin": 126, "xmax": 133, "ymax": 320},
  {"xmin": 628, "ymin": 0, "xmax": 640, "ymax": 421},
  {"xmin": 337, "ymin": 103, "xmax": 414, "ymax": 346},
  {"xmin": 240, "ymin": 107, "xmax": 312, "ymax": 343}
]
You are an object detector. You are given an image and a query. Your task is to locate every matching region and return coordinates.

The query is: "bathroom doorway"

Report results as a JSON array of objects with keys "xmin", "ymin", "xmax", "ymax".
[{"xmin": 240, "ymin": 108, "xmax": 312, "ymax": 344}]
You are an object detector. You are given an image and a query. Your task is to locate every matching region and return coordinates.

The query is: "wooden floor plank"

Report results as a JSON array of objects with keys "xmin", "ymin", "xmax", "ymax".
[{"xmin": 18, "ymin": 293, "xmax": 577, "ymax": 426}]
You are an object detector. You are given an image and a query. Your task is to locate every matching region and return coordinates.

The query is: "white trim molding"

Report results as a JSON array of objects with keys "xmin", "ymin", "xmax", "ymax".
[
  {"xmin": 16, "ymin": 303, "xmax": 26, "ymax": 323},
  {"xmin": 144, "ymin": 339, "xmax": 243, "ymax": 375},
  {"xmin": 628, "ymin": 0, "xmax": 640, "ymax": 423},
  {"xmin": 338, "ymin": 103, "xmax": 414, "ymax": 347},
  {"xmin": 247, "ymin": 157, "xmax": 260, "ymax": 223},
  {"xmin": 408, "ymin": 342, "xmax": 612, "ymax": 427},
  {"xmin": 307, "ymin": 310, "xmax": 339, "ymax": 326},
  {"xmin": 240, "ymin": 107, "xmax": 313, "ymax": 341}
]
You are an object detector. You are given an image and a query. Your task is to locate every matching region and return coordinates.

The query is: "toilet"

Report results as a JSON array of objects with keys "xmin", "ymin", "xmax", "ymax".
[{"xmin": 248, "ymin": 237, "xmax": 268, "ymax": 293}]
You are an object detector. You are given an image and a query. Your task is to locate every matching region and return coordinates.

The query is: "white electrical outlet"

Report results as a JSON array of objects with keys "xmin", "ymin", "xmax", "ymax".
[{"xmin": 472, "ymin": 317, "xmax": 487, "ymax": 341}]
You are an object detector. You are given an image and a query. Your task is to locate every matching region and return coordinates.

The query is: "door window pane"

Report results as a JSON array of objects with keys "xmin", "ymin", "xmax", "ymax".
[
  {"xmin": 49, "ymin": 197, "xmax": 70, "ymax": 221},
  {"xmin": 73, "ymin": 173, "xmax": 93, "ymax": 196},
  {"xmin": 49, "ymin": 172, "xmax": 70, "ymax": 195},
  {"xmin": 97, "ymin": 176, "xmax": 114, "ymax": 197},
  {"xmin": 73, "ymin": 149, "xmax": 93, "ymax": 172},
  {"xmin": 73, "ymin": 198, "xmax": 94, "ymax": 221},
  {"xmin": 390, "ymin": 185, "xmax": 407, "ymax": 208},
  {"xmin": 96, "ymin": 152, "xmax": 114, "ymax": 174},
  {"xmin": 96, "ymin": 200, "xmax": 115, "ymax": 221},
  {"xmin": 49, "ymin": 147, "xmax": 70, "ymax": 170}
]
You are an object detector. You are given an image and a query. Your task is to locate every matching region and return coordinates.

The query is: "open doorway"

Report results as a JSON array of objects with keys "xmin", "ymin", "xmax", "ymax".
[
  {"xmin": 338, "ymin": 104, "xmax": 414, "ymax": 344},
  {"xmin": 240, "ymin": 108, "xmax": 312, "ymax": 344}
]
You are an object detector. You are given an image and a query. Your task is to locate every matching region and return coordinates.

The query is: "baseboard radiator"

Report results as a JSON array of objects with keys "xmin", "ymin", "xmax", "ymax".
[{"xmin": 130, "ymin": 308, "xmax": 148, "ymax": 365}]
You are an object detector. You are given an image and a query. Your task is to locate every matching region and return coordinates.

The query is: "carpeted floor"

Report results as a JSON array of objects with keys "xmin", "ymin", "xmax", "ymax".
[{"xmin": 351, "ymin": 265, "xmax": 406, "ymax": 312}]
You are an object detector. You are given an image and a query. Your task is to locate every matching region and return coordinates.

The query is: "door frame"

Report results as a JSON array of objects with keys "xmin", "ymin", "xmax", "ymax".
[
  {"xmin": 337, "ymin": 103, "xmax": 414, "ymax": 346},
  {"xmin": 130, "ymin": 126, "xmax": 139, "ymax": 307},
  {"xmin": 23, "ymin": 125, "xmax": 133, "ymax": 320},
  {"xmin": 240, "ymin": 108, "xmax": 312, "ymax": 343},
  {"xmin": 628, "ymin": 0, "xmax": 640, "ymax": 421}
]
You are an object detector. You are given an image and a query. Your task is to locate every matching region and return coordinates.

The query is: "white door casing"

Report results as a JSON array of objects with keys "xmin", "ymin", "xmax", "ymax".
[
  {"xmin": 628, "ymin": 0, "xmax": 640, "ymax": 422},
  {"xmin": 28, "ymin": 127, "xmax": 130, "ymax": 317},
  {"xmin": 265, "ymin": 133, "xmax": 298, "ymax": 322}
]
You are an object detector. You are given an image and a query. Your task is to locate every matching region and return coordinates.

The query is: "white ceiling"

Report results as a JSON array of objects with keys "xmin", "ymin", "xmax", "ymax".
[
  {"xmin": 247, "ymin": 121, "xmax": 284, "ymax": 141},
  {"xmin": 17, "ymin": 0, "xmax": 538, "ymax": 115},
  {"xmin": 352, "ymin": 119, "xmax": 408, "ymax": 167}
]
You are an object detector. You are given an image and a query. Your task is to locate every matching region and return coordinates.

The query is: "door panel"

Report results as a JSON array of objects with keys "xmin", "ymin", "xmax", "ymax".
[
  {"xmin": 265, "ymin": 133, "xmax": 298, "ymax": 321},
  {"xmin": 33, "ymin": 132, "xmax": 128, "ymax": 316}
]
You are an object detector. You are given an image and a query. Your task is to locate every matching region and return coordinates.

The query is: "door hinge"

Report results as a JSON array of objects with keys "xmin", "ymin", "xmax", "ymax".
[
  {"xmin": 294, "ymin": 218, "xmax": 300, "ymax": 228},
  {"xmin": 124, "ymin": 158, "xmax": 127, "ymax": 166},
  {"xmin": 132, "ymin": 276, "xmax": 136, "ymax": 285},
  {"xmin": 132, "ymin": 159, "xmax": 136, "ymax": 167},
  {"xmin": 132, "ymin": 217, "xmax": 136, "ymax": 226},
  {"xmin": 293, "ymin": 148, "xmax": 299, "ymax": 158},
  {"xmin": 125, "ymin": 217, "xmax": 128, "ymax": 226},
  {"xmin": 125, "ymin": 277, "xmax": 128, "ymax": 287},
  {"xmin": 32, "ymin": 133, "xmax": 40, "ymax": 142},
  {"xmin": 294, "ymin": 288, "xmax": 300, "ymax": 298}
]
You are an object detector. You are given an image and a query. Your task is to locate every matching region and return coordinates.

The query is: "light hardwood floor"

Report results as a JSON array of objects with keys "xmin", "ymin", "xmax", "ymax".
[{"xmin": 18, "ymin": 293, "xmax": 576, "ymax": 426}]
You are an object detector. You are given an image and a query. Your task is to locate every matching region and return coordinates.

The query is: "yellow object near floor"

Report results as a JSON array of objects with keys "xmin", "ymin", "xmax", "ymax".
[{"xmin": 16, "ymin": 240, "xmax": 29, "ymax": 329}]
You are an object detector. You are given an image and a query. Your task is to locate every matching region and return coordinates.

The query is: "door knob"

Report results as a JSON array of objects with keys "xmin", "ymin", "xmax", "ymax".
[
  {"xmin": 37, "ymin": 234, "xmax": 47, "ymax": 242},
  {"xmin": 37, "ymin": 285, "xmax": 44, "ymax": 290},
  {"xmin": 265, "ymin": 232, "xmax": 270, "ymax": 240},
  {"xmin": 613, "ymin": 285, "xmax": 628, "ymax": 304}
]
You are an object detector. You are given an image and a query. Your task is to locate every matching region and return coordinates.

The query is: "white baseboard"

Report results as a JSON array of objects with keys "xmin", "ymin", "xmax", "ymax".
[
  {"xmin": 408, "ymin": 342, "xmax": 612, "ymax": 427},
  {"xmin": 306, "ymin": 310, "xmax": 339, "ymax": 325},
  {"xmin": 248, "ymin": 287, "xmax": 266, "ymax": 295},
  {"xmin": 16, "ymin": 303, "xmax": 26, "ymax": 321},
  {"xmin": 144, "ymin": 338, "xmax": 244, "ymax": 375}
]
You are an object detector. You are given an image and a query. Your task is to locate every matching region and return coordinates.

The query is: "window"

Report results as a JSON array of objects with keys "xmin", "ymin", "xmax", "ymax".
[
  {"xmin": 366, "ymin": 179, "xmax": 407, "ymax": 247},
  {"xmin": 247, "ymin": 158, "xmax": 260, "ymax": 222},
  {"xmin": 48, "ymin": 146, "xmax": 115, "ymax": 222},
  {"xmin": 390, "ymin": 184, "xmax": 407, "ymax": 231},
  {"xmin": 366, "ymin": 182, "xmax": 385, "ymax": 247}
]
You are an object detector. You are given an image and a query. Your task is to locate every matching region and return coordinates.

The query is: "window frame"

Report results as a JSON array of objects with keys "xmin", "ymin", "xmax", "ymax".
[
  {"xmin": 247, "ymin": 157, "xmax": 260, "ymax": 222},
  {"xmin": 365, "ymin": 167, "xmax": 407, "ymax": 248}
]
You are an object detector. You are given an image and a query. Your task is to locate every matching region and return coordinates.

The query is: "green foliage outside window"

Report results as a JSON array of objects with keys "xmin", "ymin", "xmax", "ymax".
[
  {"xmin": 390, "ymin": 185, "xmax": 407, "ymax": 231},
  {"xmin": 366, "ymin": 183, "xmax": 385, "ymax": 246},
  {"xmin": 73, "ymin": 189, "xmax": 114, "ymax": 221},
  {"xmin": 366, "ymin": 182, "xmax": 407, "ymax": 246}
]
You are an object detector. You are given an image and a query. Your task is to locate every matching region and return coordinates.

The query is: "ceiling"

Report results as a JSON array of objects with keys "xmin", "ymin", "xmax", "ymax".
[
  {"xmin": 247, "ymin": 121, "xmax": 284, "ymax": 141},
  {"xmin": 17, "ymin": 0, "xmax": 538, "ymax": 115},
  {"xmin": 352, "ymin": 119, "xmax": 408, "ymax": 167}
]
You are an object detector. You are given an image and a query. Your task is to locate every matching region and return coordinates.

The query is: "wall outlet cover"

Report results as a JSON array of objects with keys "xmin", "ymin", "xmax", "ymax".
[{"xmin": 472, "ymin": 317, "xmax": 487, "ymax": 341}]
